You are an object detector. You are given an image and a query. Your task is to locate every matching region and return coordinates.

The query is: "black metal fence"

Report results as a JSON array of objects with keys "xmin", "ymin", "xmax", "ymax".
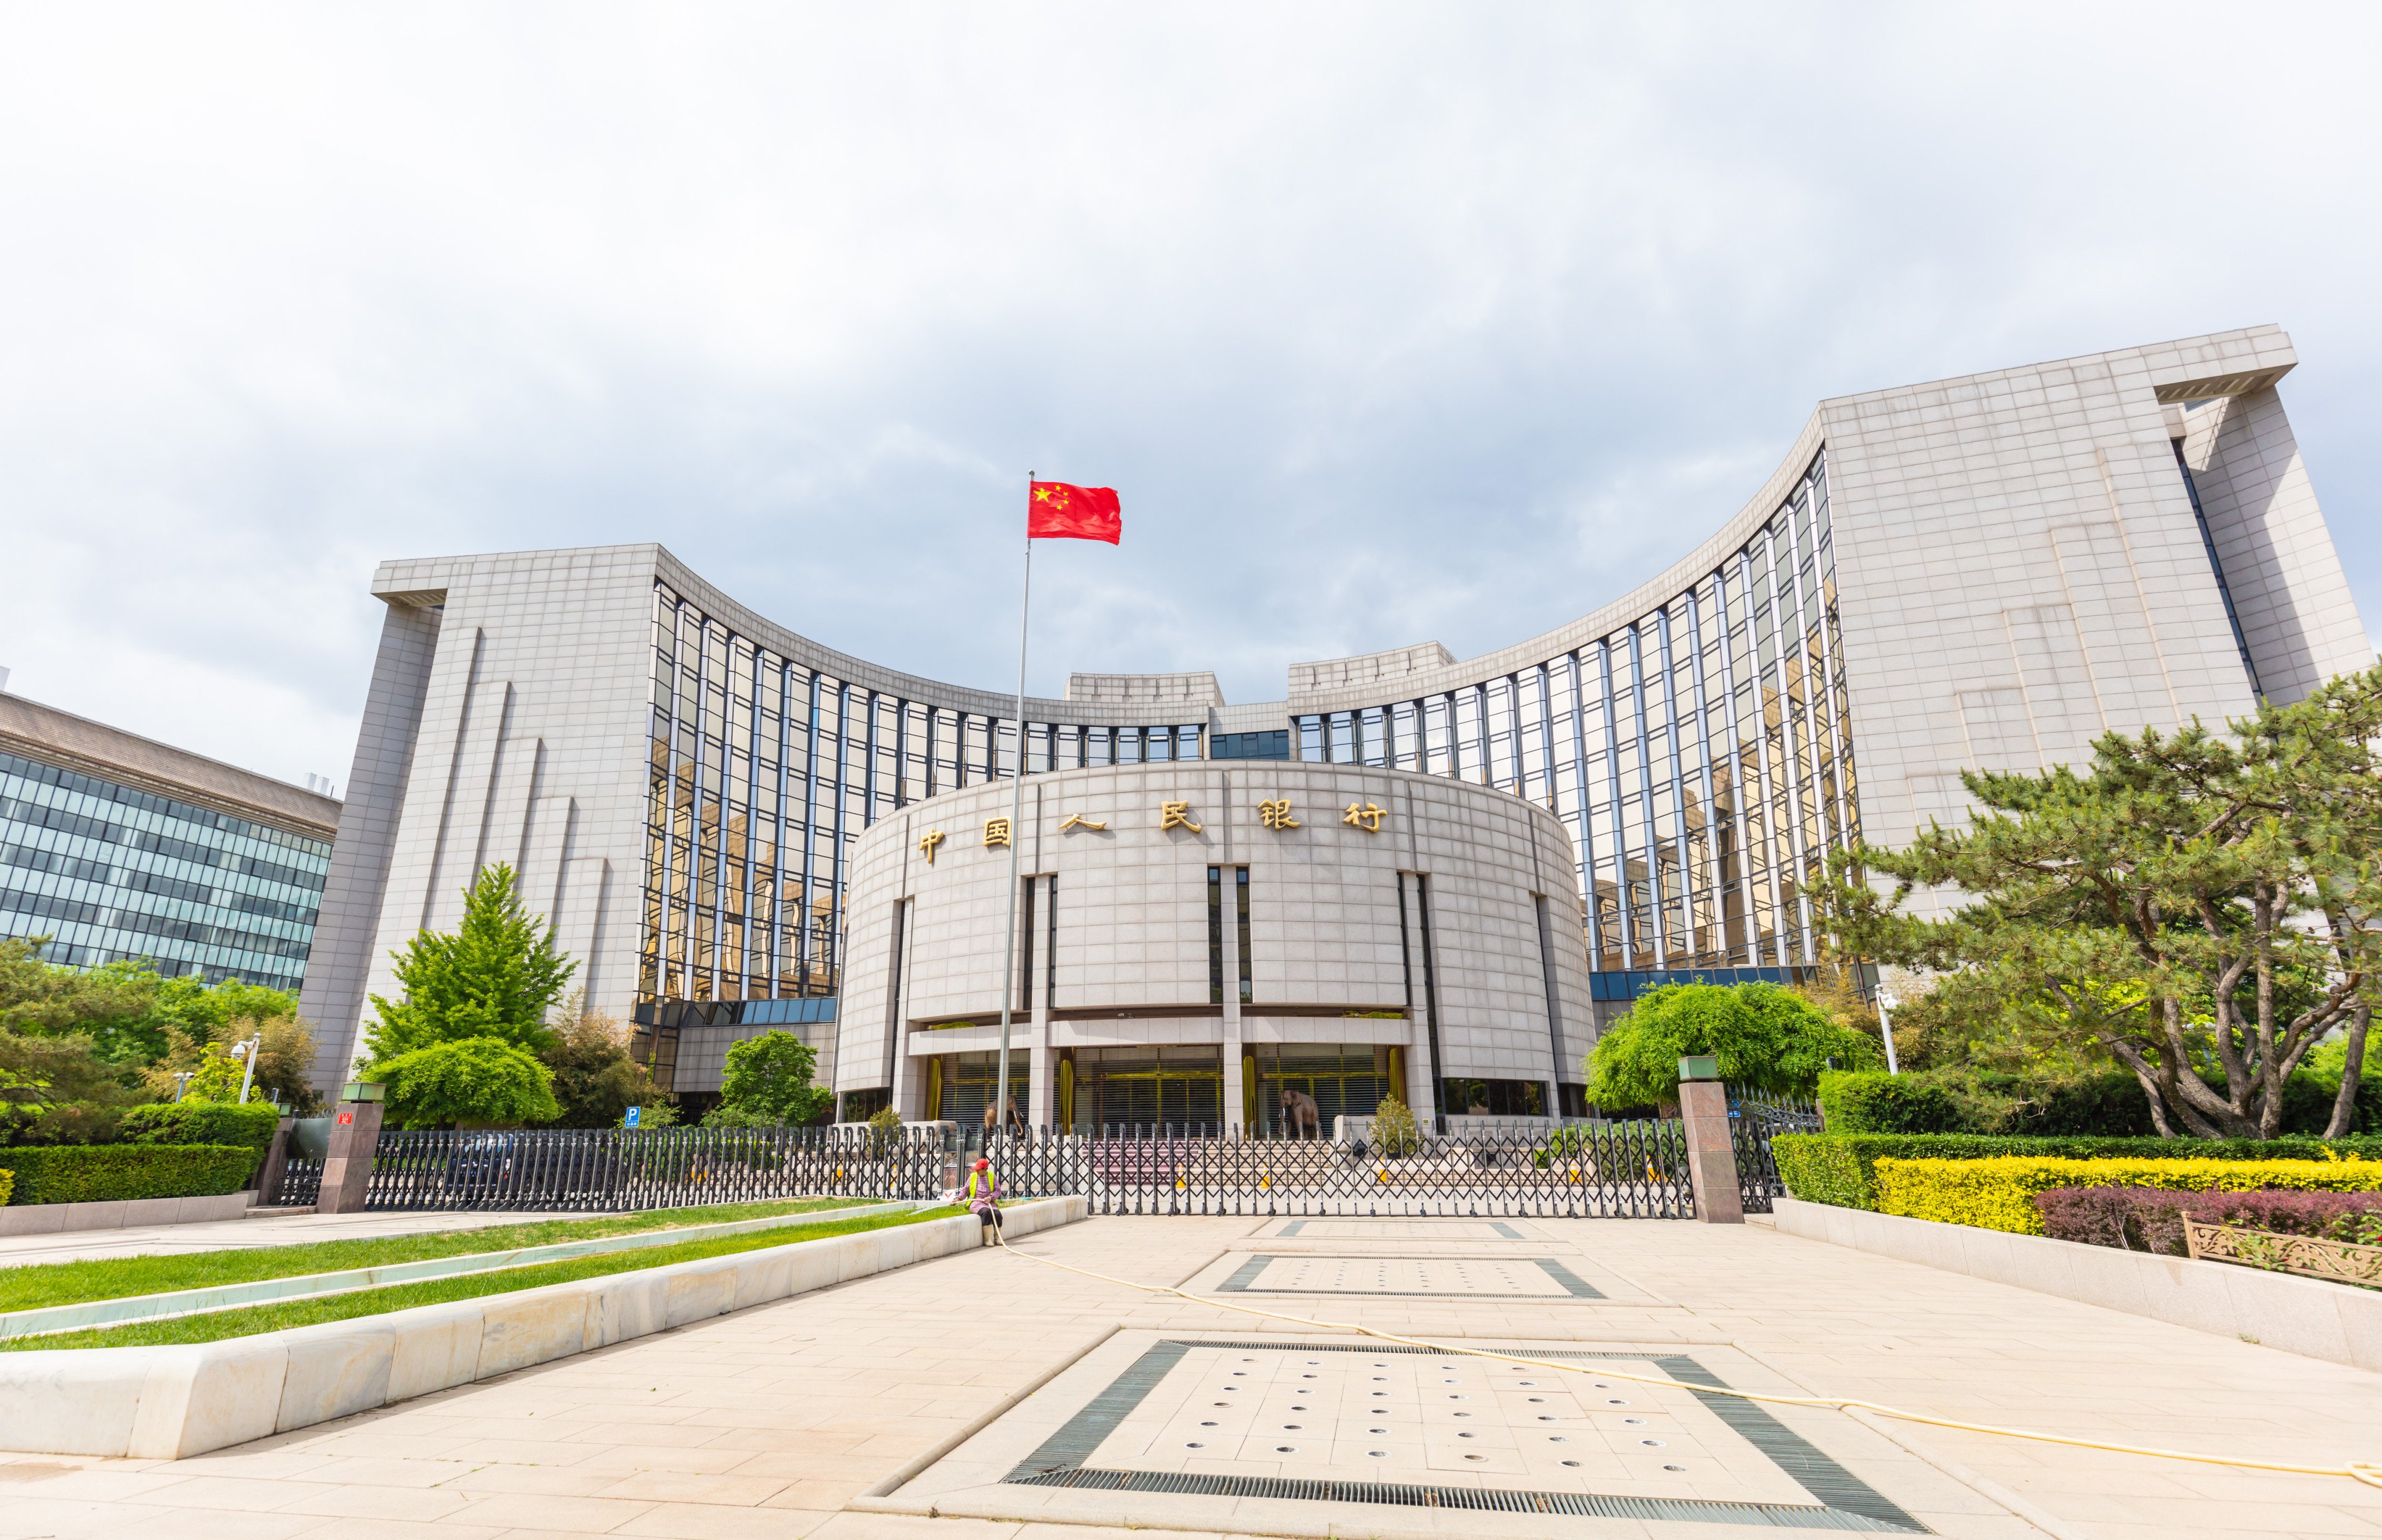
[
  {"xmin": 336, "ymin": 1115, "xmax": 1793, "ymax": 1218},
  {"xmin": 1738, "ymin": 1093, "xmax": 1823, "ymax": 1137},
  {"xmin": 269, "ymin": 1157, "xmax": 323, "ymax": 1207},
  {"xmin": 359, "ymin": 1125, "xmax": 950, "ymax": 1213}
]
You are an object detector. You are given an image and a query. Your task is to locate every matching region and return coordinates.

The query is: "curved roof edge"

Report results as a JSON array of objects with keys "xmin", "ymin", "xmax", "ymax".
[
  {"xmin": 1284, "ymin": 409, "xmax": 1826, "ymax": 717},
  {"xmin": 367, "ymin": 326, "xmax": 2300, "ymax": 735},
  {"xmin": 373, "ymin": 543, "xmax": 1215, "ymax": 730}
]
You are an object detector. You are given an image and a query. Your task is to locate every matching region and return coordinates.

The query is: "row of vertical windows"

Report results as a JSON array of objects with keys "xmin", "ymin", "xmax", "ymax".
[
  {"xmin": 0, "ymin": 750, "xmax": 330, "ymax": 995},
  {"xmin": 0, "ymin": 793, "xmax": 329, "ymax": 893},
  {"xmin": 1204, "ymin": 865, "xmax": 1252, "ymax": 1006},
  {"xmin": 0, "ymin": 751, "xmax": 331, "ymax": 858},
  {"xmin": 639, "ymin": 587, "xmax": 1204, "ymax": 1008},
  {"xmin": 1295, "ymin": 452, "xmax": 1856, "ymax": 974}
]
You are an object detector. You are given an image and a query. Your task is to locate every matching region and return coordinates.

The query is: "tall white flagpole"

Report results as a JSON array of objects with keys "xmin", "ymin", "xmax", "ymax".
[{"xmin": 993, "ymin": 473, "xmax": 1033, "ymax": 1143}]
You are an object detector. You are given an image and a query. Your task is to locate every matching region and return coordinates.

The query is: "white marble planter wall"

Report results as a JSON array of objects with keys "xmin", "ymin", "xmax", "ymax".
[
  {"xmin": 0, "ymin": 1195, "xmax": 1085, "ymax": 1460},
  {"xmin": 0, "ymin": 1190, "xmax": 256, "ymax": 1238},
  {"xmin": 1771, "ymin": 1196, "xmax": 2382, "ymax": 1371}
]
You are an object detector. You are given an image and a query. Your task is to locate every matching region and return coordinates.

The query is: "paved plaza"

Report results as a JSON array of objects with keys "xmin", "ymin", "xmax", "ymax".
[{"xmin": 2, "ymin": 1211, "xmax": 2378, "ymax": 1539}]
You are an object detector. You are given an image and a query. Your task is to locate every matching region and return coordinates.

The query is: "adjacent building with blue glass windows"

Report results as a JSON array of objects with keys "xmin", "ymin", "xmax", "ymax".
[
  {"xmin": 0, "ymin": 691, "xmax": 339, "ymax": 997},
  {"xmin": 298, "ymin": 327, "xmax": 2371, "ymax": 1113}
]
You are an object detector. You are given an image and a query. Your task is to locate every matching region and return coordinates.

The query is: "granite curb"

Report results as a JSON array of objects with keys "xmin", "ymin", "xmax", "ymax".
[{"xmin": 0, "ymin": 1193, "xmax": 1086, "ymax": 1460}]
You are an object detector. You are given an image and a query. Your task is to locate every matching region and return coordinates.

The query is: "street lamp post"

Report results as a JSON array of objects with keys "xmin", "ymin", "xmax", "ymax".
[
  {"xmin": 232, "ymin": 1035, "xmax": 263, "ymax": 1104},
  {"xmin": 1875, "ymin": 989, "xmax": 1900, "ymax": 1076}
]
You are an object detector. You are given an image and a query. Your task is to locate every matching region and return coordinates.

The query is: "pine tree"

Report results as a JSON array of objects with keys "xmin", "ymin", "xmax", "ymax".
[
  {"xmin": 362, "ymin": 864, "xmax": 577, "ymax": 1129},
  {"xmin": 365, "ymin": 864, "xmax": 576, "ymax": 1061}
]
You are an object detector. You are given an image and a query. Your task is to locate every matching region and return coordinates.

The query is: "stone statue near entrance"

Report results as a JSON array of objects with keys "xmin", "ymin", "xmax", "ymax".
[{"xmin": 1279, "ymin": 1088, "xmax": 1321, "ymax": 1139}]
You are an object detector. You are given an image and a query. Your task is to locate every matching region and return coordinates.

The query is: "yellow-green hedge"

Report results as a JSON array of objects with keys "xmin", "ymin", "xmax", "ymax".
[
  {"xmin": 0, "ymin": 1170, "xmax": 12, "ymax": 1206},
  {"xmin": 1872, "ymin": 1154, "xmax": 2382, "ymax": 1235}
]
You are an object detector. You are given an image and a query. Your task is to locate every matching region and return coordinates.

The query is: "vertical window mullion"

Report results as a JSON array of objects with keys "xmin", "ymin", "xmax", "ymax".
[{"xmin": 799, "ymin": 674, "xmax": 823, "ymax": 994}]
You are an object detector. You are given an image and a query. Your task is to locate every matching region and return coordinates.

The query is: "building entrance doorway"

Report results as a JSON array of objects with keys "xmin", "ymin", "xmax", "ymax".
[
  {"xmin": 1064, "ymin": 1045, "xmax": 1222, "ymax": 1129},
  {"xmin": 930, "ymin": 1050, "xmax": 1030, "ymax": 1131},
  {"xmin": 1248, "ymin": 1043, "xmax": 1399, "ymax": 1135}
]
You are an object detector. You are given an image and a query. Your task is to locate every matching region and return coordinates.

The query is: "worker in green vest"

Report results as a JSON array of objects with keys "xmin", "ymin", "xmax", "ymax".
[{"xmin": 967, "ymin": 1157, "xmax": 1004, "ymax": 1246}]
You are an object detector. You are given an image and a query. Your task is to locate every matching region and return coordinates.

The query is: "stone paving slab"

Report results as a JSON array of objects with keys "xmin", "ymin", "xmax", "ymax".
[{"xmin": 0, "ymin": 1215, "xmax": 2377, "ymax": 1539}]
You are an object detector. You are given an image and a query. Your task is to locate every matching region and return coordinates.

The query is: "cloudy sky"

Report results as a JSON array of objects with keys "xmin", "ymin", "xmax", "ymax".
[{"xmin": 2, "ymin": 5, "xmax": 2376, "ymax": 792}]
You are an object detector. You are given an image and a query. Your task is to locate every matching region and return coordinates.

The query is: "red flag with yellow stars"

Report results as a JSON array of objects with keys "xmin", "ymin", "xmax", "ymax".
[{"xmin": 1027, "ymin": 481, "xmax": 1122, "ymax": 544}]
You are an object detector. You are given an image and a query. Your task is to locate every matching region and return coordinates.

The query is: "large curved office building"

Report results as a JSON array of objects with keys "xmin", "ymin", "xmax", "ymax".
[{"xmin": 298, "ymin": 326, "xmax": 2369, "ymax": 1125}]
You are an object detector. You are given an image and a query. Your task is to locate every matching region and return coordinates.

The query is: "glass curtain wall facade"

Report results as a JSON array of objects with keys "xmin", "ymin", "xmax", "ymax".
[
  {"xmin": 1294, "ymin": 453, "xmax": 1855, "ymax": 975},
  {"xmin": 0, "ymin": 750, "xmax": 329, "ymax": 994},
  {"xmin": 640, "ymin": 580, "xmax": 1204, "ymax": 1013}
]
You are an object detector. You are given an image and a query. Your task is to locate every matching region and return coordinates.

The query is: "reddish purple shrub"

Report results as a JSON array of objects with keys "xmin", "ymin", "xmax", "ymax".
[{"xmin": 2033, "ymin": 1186, "xmax": 2382, "ymax": 1255}]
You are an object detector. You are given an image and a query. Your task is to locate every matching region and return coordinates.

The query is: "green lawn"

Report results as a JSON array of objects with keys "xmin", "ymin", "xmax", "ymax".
[
  {"xmin": 3, "ymin": 1204, "xmax": 964, "ymax": 1351},
  {"xmin": 0, "ymin": 1195, "xmax": 876, "ymax": 1315}
]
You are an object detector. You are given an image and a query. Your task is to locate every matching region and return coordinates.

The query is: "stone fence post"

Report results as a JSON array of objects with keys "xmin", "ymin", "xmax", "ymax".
[
  {"xmin": 318, "ymin": 1091, "xmax": 386, "ymax": 1215},
  {"xmin": 1676, "ymin": 1057, "xmax": 1743, "ymax": 1224},
  {"xmin": 254, "ymin": 1115, "xmax": 296, "ymax": 1206}
]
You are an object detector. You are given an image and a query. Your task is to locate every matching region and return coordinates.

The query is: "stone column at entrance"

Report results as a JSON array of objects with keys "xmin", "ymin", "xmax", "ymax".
[
  {"xmin": 254, "ymin": 1115, "xmax": 296, "ymax": 1206},
  {"xmin": 318, "ymin": 1095, "xmax": 386, "ymax": 1214},
  {"xmin": 1220, "ymin": 775, "xmax": 1244, "ymax": 1132},
  {"xmin": 1676, "ymin": 1061, "xmax": 1743, "ymax": 1224}
]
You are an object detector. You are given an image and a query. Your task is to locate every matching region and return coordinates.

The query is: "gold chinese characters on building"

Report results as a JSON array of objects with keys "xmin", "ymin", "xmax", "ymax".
[
  {"xmin": 918, "ymin": 829, "xmax": 946, "ymax": 862},
  {"xmin": 984, "ymin": 818, "xmax": 1012, "ymax": 848},
  {"xmin": 1059, "ymin": 813, "xmax": 1108, "ymax": 832},
  {"xmin": 1258, "ymin": 799, "xmax": 1299, "ymax": 830},
  {"xmin": 1159, "ymin": 801, "xmax": 1202, "ymax": 832},
  {"xmin": 1343, "ymin": 801, "xmax": 1386, "ymax": 832}
]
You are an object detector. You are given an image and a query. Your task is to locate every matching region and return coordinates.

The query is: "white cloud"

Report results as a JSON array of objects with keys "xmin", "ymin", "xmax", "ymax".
[{"xmin": 0, "ymin": 3, "xmax": 2376, "ymax": 786}]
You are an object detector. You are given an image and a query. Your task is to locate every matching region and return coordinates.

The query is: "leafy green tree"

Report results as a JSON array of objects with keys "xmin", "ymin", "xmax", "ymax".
[
  {"xmin": 1819, "ymin": 664, "xmax": 2382, "ymax": 1140},
  {"xmin": 373, "ymin": 1038, "xmax": 561, "ymax": 1129},
  {"xmin": 141, "ymin": 1010, "xmax": 321, "ymax": 1113},
  {"xmin": 0, "ymin": 939, "xmax": 163, "ymax": 1062},
  {"xmin": 1370, "ymin": 1095, "xmax": 1422, "ymax": 1157},
  {"xmin": 703, "ymin": 1030, "xmax": 832, "ymax": 1128},
  {"xmin": 180, "ymin": 1040, "xmax": 249, "ymax": 1102},
  {"xmin": 150, "ymin": 973, "xmax": 298, "ymax": 1038},
  {"xmin": 365, "ymin": 864, "xmax": 576, "ymax": 1060},
  {"xmin": 0, "ymin": 1028, "xmax": 142, "ymax": 1144},
  {"xmin": 537, "ymin": 999, "xmax": 676, "ymax": 1129},
  {"xmin": 361, "ymin": 864, "xmax": 576, "ymax": 1127},
  {"xmin": 1586, "ymin": 982, "xmax": 1882, "ymax": 1111}
]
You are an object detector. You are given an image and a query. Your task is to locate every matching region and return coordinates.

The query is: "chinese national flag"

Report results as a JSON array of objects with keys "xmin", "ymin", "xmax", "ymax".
[{"xmin": 1027, "ymin": 480, "xmax": 1122, "ymax": 544}]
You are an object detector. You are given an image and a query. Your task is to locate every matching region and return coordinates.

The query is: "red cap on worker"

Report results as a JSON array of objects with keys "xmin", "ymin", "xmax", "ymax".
[{"xmin": 973, "ymin": 1159, "xmax": 990, "ymax": 1171}]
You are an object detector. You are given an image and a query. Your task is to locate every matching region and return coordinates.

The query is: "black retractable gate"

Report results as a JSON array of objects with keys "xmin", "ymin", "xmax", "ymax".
[{"xmin": 341, "ymin": 1110, "xmax": 1792, "ymax": 1218}]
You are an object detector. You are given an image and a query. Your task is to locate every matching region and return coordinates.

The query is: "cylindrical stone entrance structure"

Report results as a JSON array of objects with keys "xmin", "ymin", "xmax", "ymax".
[{"xmin": 832, "ymin": 761, "xmax": 1595, "ymax": 1133}]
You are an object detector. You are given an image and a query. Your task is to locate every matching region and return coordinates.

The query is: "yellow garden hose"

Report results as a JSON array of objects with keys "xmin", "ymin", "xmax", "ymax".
[{"xmin": 994, "ymin": 1228, "xmax": 2382, "ymax": 1490}]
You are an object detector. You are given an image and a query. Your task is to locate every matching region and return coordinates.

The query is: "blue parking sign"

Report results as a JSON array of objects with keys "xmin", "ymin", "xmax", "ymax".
[{"xmin": 625, "ymin": 1106, "xmax": 642, "ymax": 1128}]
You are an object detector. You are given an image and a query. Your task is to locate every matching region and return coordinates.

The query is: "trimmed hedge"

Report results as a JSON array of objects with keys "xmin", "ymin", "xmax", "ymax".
[
  {"xmin": 1770, "ymin": 1132, "xmax": 2382, "ymax": 1211},
  {"xmin": 1816, "ymin": 1071, "xmax": 1961, "ymax": 1133},
  {"xmin": 0, "ymin": 1170, "xmax": 11, "ymax": 1206},
  {"xmin": 117, "ymin": 1102, "xmax": 280, "ymax": 1158},
  {"xmin": 0, "ymin": 1144, "xmax": 257, "ymax": 1206},
  {"xmin": 2035, "ymin": 1186, "xmax": 2382, "ymax": 1254},
  {"xmin": 1872, "ymin": 1155, "xmax": 2382, "ymax": 1235}
]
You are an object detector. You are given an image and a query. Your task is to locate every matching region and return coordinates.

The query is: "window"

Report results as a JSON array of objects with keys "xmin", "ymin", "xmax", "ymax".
[
  {"xmin": 1208, "ymin": 865, "xmax": 1224, "ymax": 1004},
  {"xmin": 1210, "ymin": 730, "xmax": 1291, "ymax": 761},
  {"xmin": 1236, "ymin": 866, "xmax": 1252, "ymax": 1005}
]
